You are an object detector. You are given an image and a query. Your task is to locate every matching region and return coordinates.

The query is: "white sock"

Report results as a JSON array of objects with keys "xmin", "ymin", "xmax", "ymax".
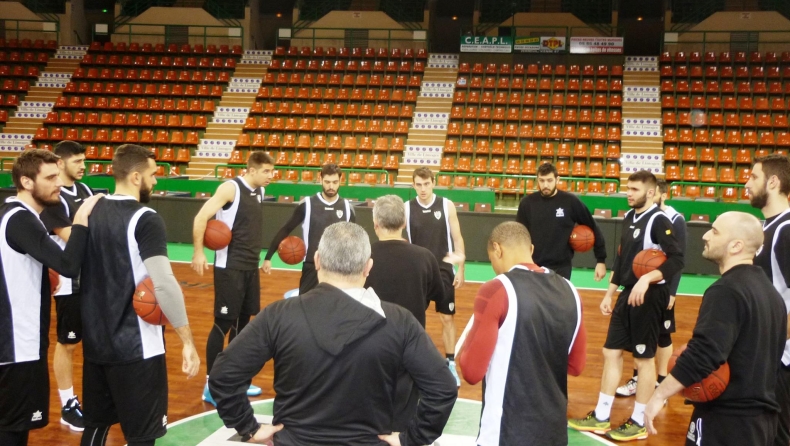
[
  {"xmin": 59, "ymin": 387, "xmax": 75, "ymax": 407},
  {"xmin": 631, "ymin": 402, "xmax": 646, "ymax": 426},
  {"xmin": 594, "ymin": 393, "xmax": 614, "ymax": 421}
]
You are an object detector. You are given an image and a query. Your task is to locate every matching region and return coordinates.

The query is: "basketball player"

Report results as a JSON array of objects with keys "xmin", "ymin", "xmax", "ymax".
[
  {"xmin": 457, "ymin": 222, "xmax": 586, "ymax": 445},
  {"xmin": 406, "ymin": 167, "xmax": 466, "ymax": 385},
  {"xmin": 617, "ymin": 179, "xmax": 687, "ymax": 398},
  {"xmin": 79, "ymin": 145, "xmax": 200, "ymax": 446},
  {"xmin": 568, "ymin": 170, "xmax": 683, "ymax": 442},
  {"xmin": 209, "ymin": 222, "xmax": 457, "ymax": 445},
  {"xmin": 191, "ymin": 151, "xmax": 274, "ymax": 405},
  {"xmin": 0, "ymin": 149, "xmax": 101, "ymax": 446},
  {"xmin": 645, "ymin": 212, "xmax": 786, "ymax": 446},
  {"xmin": 515, "ymin": 163, "xmax": 607, "ymax": 280},
  {"xmin": 38, "ymin": 140, "xmax": 93, "ymax": 431},
  {"xmin": 365, "ymin": 195, "xmax": 444, "ymax": 430},
  {"xmin": 745, "ymin": 154, "xmax": 790, "ymax": 446},
  {"xmin": 263, "ymin": 163, "xmax": 355, "ymax": 294}
]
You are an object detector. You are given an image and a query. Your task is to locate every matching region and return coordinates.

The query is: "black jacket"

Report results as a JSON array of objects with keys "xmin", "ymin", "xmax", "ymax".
[{"xmin": 209, "ymin": 283, "xmax": 457, "ymax": 445}]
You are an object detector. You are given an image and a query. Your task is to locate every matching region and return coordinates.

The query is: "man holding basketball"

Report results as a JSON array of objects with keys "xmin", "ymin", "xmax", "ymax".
[
  {"xmin": 39, "ymin": 140, "xmax": 93, "ymax": 431},
  {"xmin": 515, "ymin": 163, "xmax": 607, "ymax": 280},
  {"xmin": 263, "ymin": 163, "xmax": 355, "ymax": 294},
  {"xmin": 191, "ymin": 151, "xmax": 274, "ymax": 405},
  {"xmin": 618, "ymin": 179, "xmax": 687, "ymax": 398},
  {"xmin": 0, "ymin": 150, "xmax": 101, "ymax": 446},
  {"xmin": 79, "ymin": 144, "xmax": 200, "ymax": 446},
  {"xmin": 569, "ymin": 170, "xmax": 683, "ymax": 442},
  {"xmin": 745, "ymin": 154, "xmax": 790, "ymax": 446},
  {"xmin": 406, "ymin": 167, "xmax": 467, "ymax": 386},
  {"xmin": 645, "ymin": 212, "xmax": 786, "ymax": 446}
]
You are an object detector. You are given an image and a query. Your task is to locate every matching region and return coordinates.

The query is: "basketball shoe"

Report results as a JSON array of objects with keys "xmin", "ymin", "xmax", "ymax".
[
  {"xmin": 605, "ymin": 418, "xmax": 648, "ymax": 441},
  {"xmin": 247, "ymin": 384, "xmax": 262, "ymax": 396},
  {"xmin": 615, "ymin": 377, "xmax": 638, "ymax": 397},
  {"xmin": 202, "ymin": 383, "xmax": 217, "ymax": 406},
  {"xmin": 447, "ymin": 360, "xmax": 460, "ymax": 387},
  {"xmin": 61, "ymin": 396, "xmax": 85, "ymax": 431},
  {"xmin": 567, "ymin": 411, "xmax": 611, "ymax": 434}
]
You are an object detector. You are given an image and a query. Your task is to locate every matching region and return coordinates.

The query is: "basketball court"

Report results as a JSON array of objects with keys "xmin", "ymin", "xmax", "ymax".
[{"xmin": 36, "ymin": 244, "xmax": 707, "ymax": 445}]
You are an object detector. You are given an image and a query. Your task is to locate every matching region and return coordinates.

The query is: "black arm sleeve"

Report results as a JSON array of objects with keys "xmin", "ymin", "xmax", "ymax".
[
  {"xmin": 670, "ymin": 285, "xmax": 738, "ymax": 386},
  {"xmin": 264, "ymin": 203, "xmax": 306, "ymax": 261},
  {"xmin": 571, "ymin": 196, "xmax": 606, "ymax": 263},
  {"xmin": 515, "ymin": 196, "xmax": 531, "ymax": 230},
  {"xmin": 6, "ymin": 211, "xmax": 88, "ymax": 278},
  {"xmin": 668, "ymin": 216, "xmax": 687, "ymax": 296},
  {"xmin": 134, "ymin": 212, "xmax": 168, "ymax": 261},
  {"xmin": 774, "ymin": 226, "xmax": 790, "ymax": 289},
  {"xmin": 651, "ymin": 216, "xmax": 685, "ymax": 281},
  {"xmin": 426, "ymin": 251, "xmax": 444, "ymax": 308},
  {"xmin": 209, "ymin": 307, "xmax": 274, "ymax": 436},
  {"xmin": 399, "ymin": 316, "xmax": 458, "ymax": 446},
  {"xmin": 39, "ymin": 201, "xmax": 71, "ymax": 233}
]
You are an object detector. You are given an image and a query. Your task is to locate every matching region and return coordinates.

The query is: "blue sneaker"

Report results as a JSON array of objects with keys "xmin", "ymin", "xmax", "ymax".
[
  {"xmin": 448, "ymin": 360, "xmax": 461, "ymax": 387},
  {"xmin": 247, "ymin": 384, "xmax": 262, "ymax": 396},
  {"xmin": 202, "ymin": 383, "xmax": 217, "ymax": 406}
]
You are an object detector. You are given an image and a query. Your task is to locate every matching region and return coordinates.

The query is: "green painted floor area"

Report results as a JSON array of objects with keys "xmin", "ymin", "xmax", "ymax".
[
  {"xmin": 158, "ymin": 399, "xmax": 612, "ymax": 445},
  {"xmin": 168, "ymin": 243, "xmax": 715, "ymax": 296}
]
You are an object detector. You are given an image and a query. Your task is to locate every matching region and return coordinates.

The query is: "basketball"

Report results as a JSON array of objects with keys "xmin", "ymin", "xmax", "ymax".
[
  {"xmin": 49, "ymin": 268, "xmax": 59, "ymax": 295},
  {"xmin": 632, "ymin": 249, "xmax": 667, "ymax": 280},
  {"xmin": 668, "ymin": 344, "xmax": 730, "ymax": 402},
  {"xmin": 133, "ymin": 277, "xmax": 169, "ymax": 325},
  {"xmin": 204, "ymin": 219, "xmax": 232, "ymax": 250},
  {"xmin": 569, "ymin": 225, "xmax": 595, "ymax": 252},
  {"xmin": 278, "ymin": 236, "xmax": 306, "ymax": 265}
]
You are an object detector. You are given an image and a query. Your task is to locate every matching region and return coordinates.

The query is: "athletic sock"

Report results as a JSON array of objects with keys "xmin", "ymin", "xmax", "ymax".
[
  {"xmin": 594, "ymin": 393, "xmax": 614, "ymax": 421},
  {"xmin": 631, "ymin": 402, "xmax": 646, "ymax": 426},
  {"xmin": 657, "ymin": 374, "xmax": 666, "ymax": 384},
  {"xmin": 59, "ymin": 387, "xmax": 75, "ymax": 407},
  {"xmin": 633, "ymin": 368, "xmax": 638, "ymax": 378}
]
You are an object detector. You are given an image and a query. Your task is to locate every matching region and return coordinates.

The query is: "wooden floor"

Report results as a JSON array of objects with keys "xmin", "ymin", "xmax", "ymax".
[{"xmin": 36, "ymin": 263, "xmax": 700, "ymax": 445}]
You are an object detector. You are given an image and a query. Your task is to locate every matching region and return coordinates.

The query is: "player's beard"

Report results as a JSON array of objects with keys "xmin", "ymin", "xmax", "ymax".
[
  {"xmin": 323, "ymin": 187, "xmax": 337, "ymax": 198},
  {"xmin": 630, "ymin": 193, "xmax": 649, "ymax": 209},
  {"xmin": 702, "ymin": 241, "xmax": 723, "ymax": 263},
  {"xmin": 32, "ymin": 183, "xmax": 61, "ymax": 207},
  {"xmin": 749, "ymin": 181, "xmax": 768, "ymax": 210},
  {"xmin": 540, "ymin": 185, "xmax": 556, "ymax": 197},
  {"xmin": 139, "ymin": 182, "xmax": 153, "ymax": 203}
]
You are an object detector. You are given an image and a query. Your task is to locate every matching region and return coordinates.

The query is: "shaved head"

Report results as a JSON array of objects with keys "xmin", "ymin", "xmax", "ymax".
[
  {"xmin": 703, "ymin": 211, "xmax": 764, "ymax": 268},
  {"xmin": 719, "ymin": 212, "xmax": 764, "ymax": 254}
]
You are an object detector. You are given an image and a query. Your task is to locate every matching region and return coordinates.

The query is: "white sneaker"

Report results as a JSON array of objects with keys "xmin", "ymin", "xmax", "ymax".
[{"xmin": 615, "ymin": 377, "xmax": 638, "ymax": 397}]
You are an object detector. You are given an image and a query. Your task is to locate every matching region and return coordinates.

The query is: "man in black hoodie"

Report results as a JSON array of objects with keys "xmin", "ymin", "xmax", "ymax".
[{"xmin": 209, "ymin": 222, "xmax": 458, "ymax": 445}]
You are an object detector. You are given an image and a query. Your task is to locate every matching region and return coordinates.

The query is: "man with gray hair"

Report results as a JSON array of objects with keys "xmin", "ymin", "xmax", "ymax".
[
  {"xmin": 365, "ymin": 195, "xmax": 445, "ymax": 430},
  {"xmin": 209, "ymin": 222, "xmax": 457, "ymax": 445}
]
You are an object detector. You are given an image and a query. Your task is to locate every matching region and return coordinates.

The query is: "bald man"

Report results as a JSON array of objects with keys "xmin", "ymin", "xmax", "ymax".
[
  {"xmin": 644, "ymin": 212, "xmax": 787, "ymax": 446},
  {"xmin": 457, "ymin": 222, "xmax": 586, "ymax": 445}
]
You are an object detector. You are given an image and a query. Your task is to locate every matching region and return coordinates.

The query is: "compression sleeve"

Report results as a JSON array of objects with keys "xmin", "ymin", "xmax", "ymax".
[
  {"xmin": 458, "ymin": 279, "xmax": 508, "ymax": 384},
  {"xmin": 143, "ymin": 256, "xmax": 188, "ymax": 328},
  {"xmin": 6, "ymin": 210, "xmax": 88, "ymax": 278}
]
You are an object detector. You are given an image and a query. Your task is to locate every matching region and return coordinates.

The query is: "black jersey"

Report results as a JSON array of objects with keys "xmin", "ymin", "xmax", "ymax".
[
  {"xmin": 80, "ymin": 195, "xmax": 169, "ymax": 365},
  {"xmin": 754, "ymin": 208, "xmax": 790, "ymax": 366},
  {"xmin": 214, "ymin": 177, "xmax": 264, "ymax": 270},
  {"xmin": 612, "ymin": 204, "xmax": 684, "ymax": 289},
  {"xmin": 40, "ymin": 182, "xmax": 93, "ymax": 296},
  {"xmin": 0, "ymin": 198, "xmax": 88, "ymax": 364},
  {"xmin": 662, "ymin": 205, "xmax": 687, "ymax": 296},
  {"xmin": 405, "ymin": 195, "xmax": 453, "ymax": 264}
]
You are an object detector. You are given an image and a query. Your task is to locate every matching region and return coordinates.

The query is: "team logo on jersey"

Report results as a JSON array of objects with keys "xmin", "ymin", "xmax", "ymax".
[
  {"xmin": 665, "ymin": 229, "xmax": 672, "ymax": 235},
  {"xmin": 336, "ymin": 210, "xmax": 343, "ymax": 218},
  {"xmin": 220, "ymin": 306, "xmax": 228, "ymax": 314},
  {"xmin": 633, "ymin": 228, "xmax": 641, "ymax": 239},
  {"xmin": 555, "ymin": 208, "xmax": 564, "ymax": 217},
  {"xmin": 162, "ymin": 415, "xmax": 168, "ymax": 426},
  {"xmin": 756, "ymin": 244, "xmax": 764, "ymax": 256},
  {"xmin": 434, "ymin": 211, "xmax": 442, "ymax": 220},
  {"xmin": 664, "ymin": 320, "xmax": 671, "ymax": 329},
  {"xmin": 31, "ymin": 410, "xmax": 42, "ymax": 422},
  {"xmin": 448, "ymin": 302, "xmax": 455, "ymax": 311},
  {"xmin": 687, "ymin": 419, "xmax": 698, "ymax": 442},
  {"xmin": 68, "ymin": 331, "xmax": 76, "ymax": 339},
  {"xmin": 635, "ymin": 344, "xmax": 646, "ymax": 354}
]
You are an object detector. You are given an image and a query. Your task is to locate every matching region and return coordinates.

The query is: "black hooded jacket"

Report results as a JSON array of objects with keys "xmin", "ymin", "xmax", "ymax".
[{"xmin": 209, "ymin": 283, "xmax": 458, "ymax": 445}]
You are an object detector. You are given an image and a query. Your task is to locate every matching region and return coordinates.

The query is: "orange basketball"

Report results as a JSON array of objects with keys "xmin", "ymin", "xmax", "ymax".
[
  {"xmin": 48, "ymin": 268, "xmax": 59, "ymax": 296},
  {"xmin": 569, "ymin": 225, "xmax": 595, "ymax": 252},
  {"xmin": 204, "ymin": 219, "xmax": 232, "ymax": 250},
  {"xmin": 133, "ymin": 277, "xmax": 169, "ymax": 325},
  {"xmin": 668, "ymin": 344, "xmax": 730, "ymax": 402},
  {"xmin": 632, "ymin": 249, "xmax": 667, "ymax": 280},
  {"xmin": 278, "ymin": 236, "xmax": 306, "ymax": 265}
]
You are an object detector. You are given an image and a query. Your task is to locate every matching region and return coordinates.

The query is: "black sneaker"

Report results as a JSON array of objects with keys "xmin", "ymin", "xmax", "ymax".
[{"xmin": 60, "ymin": 396, "xmax": 85, "ymax": 432}]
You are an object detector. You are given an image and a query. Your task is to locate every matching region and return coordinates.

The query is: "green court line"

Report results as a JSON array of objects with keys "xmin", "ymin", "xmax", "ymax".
[{"xmin": 168, "ymin": 243, "xmax": 715, "ymax": 296}]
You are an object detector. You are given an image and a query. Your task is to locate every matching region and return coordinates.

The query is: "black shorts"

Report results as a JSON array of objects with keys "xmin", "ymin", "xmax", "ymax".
[
  {"xmin": 774, "ymin": 366, "xmax": 790, "ymax": 446},
  {"xmin": 686, "ymin": 407, "xmax": 777, "ymax": 446},
  {"xmin": 0, "ymin": 359, "xmax": 49, "ymax": 432},
  {"xmin": 435, "ymin": 264, "xmax": 456, "ymax": 315},
  {"xmin": 55, "ymin": 293, "xmax": 82, "ymax": 344},
  {"xmin": 661, "ymin": 305, "xmax": 676, "ymax": 335},
  {"xmin": 214, "ymin": 267, "xmax": 260, "ymax": 320},
  {"xmin": 604, "ymin": 284, "xmax": 669, "ymax": 359},
  {"xmin": 299, "ymin": 262, "xmax": 319, "ymax": 295},
  {"xmin": 82, "ymin": 356, "xmax": 168, "ymax": 442}
]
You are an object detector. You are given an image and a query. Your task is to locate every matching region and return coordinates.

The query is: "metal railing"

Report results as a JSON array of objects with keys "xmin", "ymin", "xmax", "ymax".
[
  {"xmin": 435, "ymin": 172, "xmax": 619, "ymax": 196},
  {"xmin": 662, "ymin": 29, "xmax": 790, "ymax": 55},
  {"xmin": 109, "ymin": 23, "xmax": 243, "ymax": 49},
  {"xmin": 2, "ymin": 19, "xmax": 59, "ymax": 44},
  {"xmin": 213, "ymin": 164, "xmax": 391, "ymax": 185},
  {"xmin": 282, "ymin": 27, "xmax": 429, "ymax": 51}
]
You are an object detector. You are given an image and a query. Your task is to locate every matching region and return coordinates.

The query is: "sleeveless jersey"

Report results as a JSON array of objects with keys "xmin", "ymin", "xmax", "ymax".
[
  {"xmin": 301, "ymin": 193, "xmax": 353, "ymax": 263},
  {"xmin": 214, "ymin": 177, "xmax": 264, "ymax": 270},
  {"xmin": 754, "ymin": 208, "xmax": 790, "ymax": 366},
  {"xmin": 405, "ymin": 195, "xmax": 453, "ymax": 263}
]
